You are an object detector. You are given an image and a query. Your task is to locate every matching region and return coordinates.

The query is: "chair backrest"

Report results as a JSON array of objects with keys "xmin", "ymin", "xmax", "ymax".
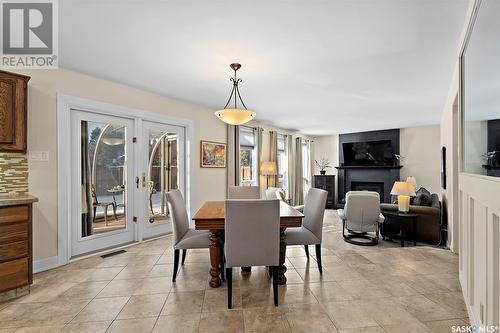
[
  {"xmin": 344, "ymin": 191, "xmax": 381, "ymax": 231},
  {"xmin": 90, "ymin": 184, "xmax": 98, "ymax": 205},
  {"xmin": 302, "ymin": 188, "xmax": 328, "ymax": 241},
  {"xmin": 165, "ymin": 189, "xmax": 190, "ymax": 246},
  {"xmin": 228, "ymin": 186, "xmax": 260, "ymax": 199},
  {"xmin": 265, "ymin": 187, "xmax": 285, "ymax": 201},
  {"xmin": 225, "ymin": 199, "xmax": 280, "ymax": 267}
]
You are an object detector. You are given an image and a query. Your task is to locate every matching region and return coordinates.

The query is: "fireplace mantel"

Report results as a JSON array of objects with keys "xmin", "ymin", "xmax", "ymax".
[{"xmin": 335, "ymin": 165, "xmax": 403, "ymax": 170}]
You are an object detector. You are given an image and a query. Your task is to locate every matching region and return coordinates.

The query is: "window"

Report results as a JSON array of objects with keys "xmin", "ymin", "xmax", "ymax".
[
  {"xmin": 277, "ymin": 134, "xmax": 289, "ymax": 197},
  {"xmin": 239, "ymin": 127, "xmax": 258, "ymax": 186},
  {"xmin": 302, "ymin": 139, "xmax": 311, "ymax": 197}
]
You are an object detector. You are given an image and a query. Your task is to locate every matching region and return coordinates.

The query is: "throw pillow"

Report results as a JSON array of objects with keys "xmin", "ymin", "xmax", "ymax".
[{"xmin": 413, "ymin": 187, "xmax": 432, "ymax": 206}]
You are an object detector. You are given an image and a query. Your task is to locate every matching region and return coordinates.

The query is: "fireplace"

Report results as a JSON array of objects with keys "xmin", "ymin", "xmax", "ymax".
[
  {"xmin": 351, "ymin": 181, "xmax": 384, "ymax": 200},
  {"xmin": 336, "ymin": 129, "xmax": 401, "ymax": 207}
]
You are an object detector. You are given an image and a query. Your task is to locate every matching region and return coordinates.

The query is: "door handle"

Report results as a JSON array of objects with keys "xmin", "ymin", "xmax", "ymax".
[
  {"xmin": 135, "ymin": 176, "xmax": 139, "ymax": 189},
  {"xmin": 141, "ymin": 172, "xmax": 146, "ymax": 188}
]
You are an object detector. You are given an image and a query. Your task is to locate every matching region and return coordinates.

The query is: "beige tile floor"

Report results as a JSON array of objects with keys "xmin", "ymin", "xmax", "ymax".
[{"xmin": 0, "ymin": 210, "xmax": 468, "ymax": 332}]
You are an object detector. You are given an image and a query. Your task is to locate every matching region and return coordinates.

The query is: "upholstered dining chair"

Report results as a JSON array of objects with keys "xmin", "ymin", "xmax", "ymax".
[
  {"xmin": 285, "ymin": 188, "xmax": 328, "ymax": 273},
  {"xmin": 337, "ymin": 191, "xmax": 385, "ymax": 246},
  {"xmin": 265, "ymin": 187, "xmax": 286, "ymax": 201},
  {"xmin": 166, "ymin": 189, "xmax": 211, "ymax": 282},
  {"xmin": 228, "ymin": 186, "xmax": 261, "ymax": 199},
  {"xmin": 225, "ymin": 199, "xmax": 280, "ymax": 308}
]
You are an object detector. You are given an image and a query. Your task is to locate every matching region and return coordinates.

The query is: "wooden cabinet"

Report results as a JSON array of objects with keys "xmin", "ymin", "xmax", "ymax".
[
  {"xmin": 0, "ymin": 70, "xmax": 30, "ymax": 153},
  {"xmin": 313, "ymin": 175, "xmax": 335, "ymax": 209},
  {"xmin": 0, "ymin": 202, "xmax": 34, "ymax": 293}
]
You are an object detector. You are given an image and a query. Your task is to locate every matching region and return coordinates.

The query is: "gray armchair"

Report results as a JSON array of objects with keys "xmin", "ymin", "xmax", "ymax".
[
  {"xmin": 337, "ymin": 191, "xmax": 385, "ymax": 246},
  {"xmin": 228, "ymin": 186, "xmax": 260, "ymax": 199},
  {"xmin": 285, "ymin": 188, "xmax": 328, "ymax": 273},
  {"xmin": 225, "ymin": 199, "xmax": 280, "ymax": 308},
  {"xmin": 166, "ymin": 189, "xmax": 210, "ymax": 282}
]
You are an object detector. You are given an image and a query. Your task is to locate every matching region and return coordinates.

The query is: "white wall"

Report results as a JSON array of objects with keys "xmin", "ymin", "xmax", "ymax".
[
  {"xmin": 18, "ymin": 68, "xmax": 227, "ymax": 261},
  {"xmin": 400, "ymin": 125, "xmax": 441, "ymax": 194}
]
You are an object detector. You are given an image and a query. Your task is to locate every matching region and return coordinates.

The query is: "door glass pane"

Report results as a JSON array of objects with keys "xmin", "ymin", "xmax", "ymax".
[
  {"xmin": 81, "ymin": 121, "xmax": 127, "ymax": 237},
  {"xmin": 148, "ymin": 131, "xmax": 178, "ymax": 223}
]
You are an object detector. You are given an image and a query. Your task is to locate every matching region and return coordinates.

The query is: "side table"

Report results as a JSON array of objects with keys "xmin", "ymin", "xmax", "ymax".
[{"xmin": 381, "ymin": 211, "xmax": 418, "ymax": 247}]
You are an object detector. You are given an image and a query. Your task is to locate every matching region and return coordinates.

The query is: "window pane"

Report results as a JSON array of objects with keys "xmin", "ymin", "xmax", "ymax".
[{"xmin": 239, "ymin": 127, "xmax": 258, "ymax": 186}]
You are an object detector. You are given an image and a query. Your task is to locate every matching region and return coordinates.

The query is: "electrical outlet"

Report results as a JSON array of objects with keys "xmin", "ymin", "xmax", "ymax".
[{"xmin": 29, "ymin": 151, "xmax": 49, "ymax": 161}]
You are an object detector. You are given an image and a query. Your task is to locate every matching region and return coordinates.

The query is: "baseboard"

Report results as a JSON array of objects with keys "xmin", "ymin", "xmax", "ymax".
[{"xmin": 33, "ymin": 256, "xmax": 60, "ymax": 273}]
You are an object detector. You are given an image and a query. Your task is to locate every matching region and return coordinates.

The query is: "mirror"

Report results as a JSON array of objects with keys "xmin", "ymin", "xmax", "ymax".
[{"xmin": 462, "ymin": 0, "xmax": 500, "ymax": 177}]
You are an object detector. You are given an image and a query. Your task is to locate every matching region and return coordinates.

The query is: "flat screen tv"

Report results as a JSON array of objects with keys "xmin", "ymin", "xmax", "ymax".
[{"xmin": 342, "ymin": 140, "xmax": 394, "ymax": 166}]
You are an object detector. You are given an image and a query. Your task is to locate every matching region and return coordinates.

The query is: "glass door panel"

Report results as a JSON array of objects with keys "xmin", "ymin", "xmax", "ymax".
[
  {"xmin": 142, "ymin": 121, "xmax": 185, "ymax": 240},
  {"xmin": 72, "ymin": 111, "xmax": 135, "ymax": 257}
]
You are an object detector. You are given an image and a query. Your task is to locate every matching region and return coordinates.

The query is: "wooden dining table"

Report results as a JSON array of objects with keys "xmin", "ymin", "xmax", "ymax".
[{"xmin": 193, "ymin": 200, "xmax": 304, "ymax": 288}]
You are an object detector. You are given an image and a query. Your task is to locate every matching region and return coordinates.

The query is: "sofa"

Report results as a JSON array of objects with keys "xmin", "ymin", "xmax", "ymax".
[{"xmin": 380, "ymin": 190, "xmax": 442, "ymax": 245}]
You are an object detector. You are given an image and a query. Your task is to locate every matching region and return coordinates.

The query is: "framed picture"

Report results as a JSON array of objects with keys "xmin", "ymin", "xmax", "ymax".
[{"xmin": 200, "ymin": 140, "xmax": 227, "ymax": 168}]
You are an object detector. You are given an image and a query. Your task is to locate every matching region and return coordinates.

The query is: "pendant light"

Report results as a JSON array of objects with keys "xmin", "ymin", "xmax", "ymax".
[{"xmin": 214, "ymin": 63, "xmax": 256, "ymax": 125}]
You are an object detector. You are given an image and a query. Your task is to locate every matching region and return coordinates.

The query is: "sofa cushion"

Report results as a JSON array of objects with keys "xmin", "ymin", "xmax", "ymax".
[{"xmin": 413, "ymin": 187, "xmax": 432, "ymax": 206}]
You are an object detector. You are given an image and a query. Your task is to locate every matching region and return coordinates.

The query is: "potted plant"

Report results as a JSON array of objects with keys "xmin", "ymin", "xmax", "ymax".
[{"xmin": 315, "ymin": 158, "xmax": 332, "ymax": 175}]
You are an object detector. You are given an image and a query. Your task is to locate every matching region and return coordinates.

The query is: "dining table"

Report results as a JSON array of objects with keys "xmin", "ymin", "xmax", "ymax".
[{"xmin": 193, "ymin": 200, "xmax": 304, "ymax": 288}]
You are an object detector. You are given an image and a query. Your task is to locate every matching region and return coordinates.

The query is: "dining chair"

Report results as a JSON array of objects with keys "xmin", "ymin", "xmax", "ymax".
[
  {"xmin": 285, "ymin": 188, "xmax": 328, "ymax": 273},
  {"xmin": 228, "ymin": 186, "xmax": 261, "ymax": 199},
  {"xmin": 91, "ymin": 184, "xmax": 117, "ymax": 226},
  {"xmin": 265, "ymin": 187, "xmax": 286, "ymax": 202},
  {"xmin": 337, "ymin": 191, "xmax": 385, "ymax": 246},
  {"xmin": 225, "ymin": 199, "xmax": 280, "ymax": 308},
  {"xmin": 166, "ymin": 189, "xmax": 211, "ymax": 282}
]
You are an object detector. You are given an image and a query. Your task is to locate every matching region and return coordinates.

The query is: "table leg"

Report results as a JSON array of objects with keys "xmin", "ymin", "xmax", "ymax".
[
  {"xmin": 413, "ymin": 218, "xmax": 417, "ymax": 246},
  {"xmin": 400, "ymin": 223, "xmax": 405, "ymax": 247},
  {"xmin": 277, "ymin": 227, "xmax": 287, "ymax": 285},
  {"xmin": 209, "ymin": 231, "xmax": 221, "ymax": 288}
]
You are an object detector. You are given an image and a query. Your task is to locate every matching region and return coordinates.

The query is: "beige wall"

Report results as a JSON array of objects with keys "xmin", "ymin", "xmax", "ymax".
[
  {"xmin": 18, "ymin": 68, "xmax": 227, "ymax": 261},
  {"xmin": 400, "ymin": 125, "xmax": 441, "ymax": 195}
]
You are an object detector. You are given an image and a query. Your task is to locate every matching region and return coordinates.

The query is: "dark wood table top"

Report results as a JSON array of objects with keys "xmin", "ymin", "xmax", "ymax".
[{"xmin": 193, "ymin": 200, "xmax": 304, "ymax": 231}]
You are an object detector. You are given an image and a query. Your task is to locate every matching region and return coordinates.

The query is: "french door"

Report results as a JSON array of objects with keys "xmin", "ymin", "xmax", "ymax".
[
  {"xmin": 69, "ymin": 110, "xmax": 186, "ymax": 257},
  {"xmin": 140, "ymin": 121, "xmax": 185, "ymax": 240},
  {"xmin": 71, "ymin": 111, "xmax": 135, "ymax": 257}
]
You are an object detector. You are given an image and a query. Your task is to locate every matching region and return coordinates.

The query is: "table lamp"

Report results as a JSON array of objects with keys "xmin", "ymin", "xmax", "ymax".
[
  {"xmin": 406, "ymin": 176, "xmax": 417, "ymax": 192},
  {"xmin": 390, "ymin": 181, "xmax": 416, "ymax": 213},
  {"xmin": 261, "ymin": 161, "xmax": 277, "ymax": 188}
]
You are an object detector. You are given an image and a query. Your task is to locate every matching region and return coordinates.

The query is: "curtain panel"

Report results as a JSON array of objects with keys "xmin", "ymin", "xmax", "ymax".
[
  {"xmin": 256, "ymin": 127, "xmax": 263, "ymax": 186},
  {"xmin": 286, "ymin": 135, "xmax": 294, "ymax": 201},
  {"xmin": 226, "ymin": 124, "xmax": 240, "ymax": 195},
  {"xmin": 293, "ymin": 137, "xmax": 304, "ymax": 205},
  {"xmin": 268, "ymin": 131, "xmax": 279, "ymax": 187}
]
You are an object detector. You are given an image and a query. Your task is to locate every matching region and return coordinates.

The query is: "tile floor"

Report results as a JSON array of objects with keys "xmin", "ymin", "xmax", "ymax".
[{"xmin": 0, "ymin": 210, "xmax": 468, "ymax": 332}]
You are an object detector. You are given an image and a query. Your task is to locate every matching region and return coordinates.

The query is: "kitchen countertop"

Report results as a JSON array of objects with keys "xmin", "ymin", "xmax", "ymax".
[{"xmin": 0, "ymin": 194, "xmax": 39, "ymax": 207}]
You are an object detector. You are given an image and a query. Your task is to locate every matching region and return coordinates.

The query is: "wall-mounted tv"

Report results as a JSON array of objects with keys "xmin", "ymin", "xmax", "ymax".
[{"xmin": 342, "ymin": 140, "xmax": 394, "ymax": 166}]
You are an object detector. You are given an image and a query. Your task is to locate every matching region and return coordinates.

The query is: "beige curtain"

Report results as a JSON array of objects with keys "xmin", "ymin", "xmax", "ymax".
[
  {"xmin": 286, "ymin": 135, "xmax": 294, "ymax": 201},
  {"xmin": 256, "ymin": 127, "xmax": 263, "ymax": 187},
  {"xmin": 226, "ymin": 124, "xmax": 240, "ymax": 195},
  {"xmin": 293, "ymin": 137, "xmax": 304, "ymax": 205},
  {"xmin": 269, "ymin": 131, "xmax": 279, "ymax": 187}
]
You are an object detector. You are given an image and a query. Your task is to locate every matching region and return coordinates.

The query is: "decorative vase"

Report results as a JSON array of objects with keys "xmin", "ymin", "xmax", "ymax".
[{"xmin": 320, "ymin": 170, "xmax": 326, "ymax": 175}]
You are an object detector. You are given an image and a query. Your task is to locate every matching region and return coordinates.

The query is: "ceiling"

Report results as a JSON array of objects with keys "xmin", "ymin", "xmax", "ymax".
[{"xmin": 59, "ymin": 0, "xmax": 469, "ymax": 135}]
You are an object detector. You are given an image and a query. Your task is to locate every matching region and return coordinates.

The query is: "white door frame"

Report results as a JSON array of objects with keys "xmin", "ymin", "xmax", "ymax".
[{"xmin": 57, "ymin": 93, "xmax": 195, "ymax": 265}]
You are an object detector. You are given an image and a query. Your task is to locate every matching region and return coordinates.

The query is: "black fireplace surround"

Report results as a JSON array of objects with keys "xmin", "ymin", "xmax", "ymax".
[{"xmin": 336, "ymin": 129, "xmax": 402, "ymax": 207}]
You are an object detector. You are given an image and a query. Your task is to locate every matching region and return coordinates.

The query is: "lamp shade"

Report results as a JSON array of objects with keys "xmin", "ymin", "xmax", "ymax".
[
  {"xmin": 390, "ymin": 181, "xmax": 416, "ymax": 196},
  {"xmin": 406, "ymin": 176, "xmax": 417, "ymax": 190},
  {"xmin": 261, "ymin": 161, "xmax": 277, "ymax": 176},
  {"xmin": 214, "ymin": 108, "xmax": 256, "ymax": 125}
]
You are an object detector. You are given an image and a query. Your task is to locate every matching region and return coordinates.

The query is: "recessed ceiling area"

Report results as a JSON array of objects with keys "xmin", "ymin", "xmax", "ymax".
[{"xmin": 59, "ymin": 0, "xmax": 468, "ymax": 135}]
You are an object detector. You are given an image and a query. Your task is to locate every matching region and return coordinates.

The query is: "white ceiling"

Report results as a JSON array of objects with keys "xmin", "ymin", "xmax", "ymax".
[{"xmin": 59, "ymin": 0, "xmax": 468, "ymax": 135}]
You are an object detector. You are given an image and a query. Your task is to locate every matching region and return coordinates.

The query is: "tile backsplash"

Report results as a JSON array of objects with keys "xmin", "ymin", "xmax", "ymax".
[{"xmin": 0, "ymin": 153, "xmax": 28, "ymax": 195}]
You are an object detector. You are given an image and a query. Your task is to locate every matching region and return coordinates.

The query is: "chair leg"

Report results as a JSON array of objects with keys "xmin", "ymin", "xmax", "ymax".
[
  {"xmin": 181, "ymin": 249, "xmax": 187, "ymax": 266},
  {"xmin": 304, "ymin": 245, "xmax": 309, "ymax": 259},
  {"xmin": 226, "ymin": 268, "xmax": 232, "ymax": 309},
  {"xmin": 272, "ymin": 266, "xmax": 279, "ymax": 306},
  {"xmin": 172, "ymin": 249, "xmax": 180, "ymax": 282},
  {"xmin": 315, "ymin": 244, "xmax": 323, "ymax": 274},
  {"xmin": 92, "ymin": 206, "xmax": 97, "ymax": 223},
  {"xmin": 112, "ymin": 204, "xmax": 117, "ymax": 221}
]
